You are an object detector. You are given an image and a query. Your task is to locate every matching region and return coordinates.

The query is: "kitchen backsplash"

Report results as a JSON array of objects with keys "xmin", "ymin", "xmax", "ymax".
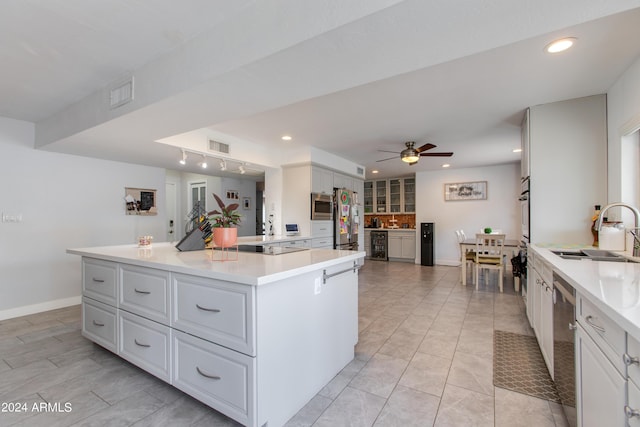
[{"xmin": 365, "ymin": 214, "xmax": 416, "ymax": 229}]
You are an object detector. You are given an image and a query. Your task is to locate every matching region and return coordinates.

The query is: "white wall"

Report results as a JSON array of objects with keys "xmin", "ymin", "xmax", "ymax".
[
  {"xmin": 607, "ymin": 55, "xmax": 640, "ymax": 204},
  {"xmin": 0, "ymin": 117, "xmax": 167, "ymax": 320},
  {"xmin": 415, "ymin": 163, "xmax": 520, "ymax": 265}
]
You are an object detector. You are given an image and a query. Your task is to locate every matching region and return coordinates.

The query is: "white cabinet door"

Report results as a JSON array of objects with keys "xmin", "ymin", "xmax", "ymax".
[
  {"xmin": 576, "ymin": 325, "xmax": 626, "ymax": 427},
  {"xmin": 532, "ymin": 269, "xmax": 542, "ymax": 342},
  {"xmin": 540, "ymin": 282, "xmax": 554, "ymax": 376},
  {"xmin": 401, "ymin": 234, "xmax": 416, "ymax": 259},
  {"xmin": 388, "ymin": 235, "xmax": 402, "ymax": 258},
  {"xmin": 311, "ymin": 167, "xmax": 334, "ymax": 194}
]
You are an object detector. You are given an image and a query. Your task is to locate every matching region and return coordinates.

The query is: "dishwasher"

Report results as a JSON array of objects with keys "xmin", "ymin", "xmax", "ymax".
[{"xmin": 553, "ymin": 273, "xmax": 577, "ymax": 427}]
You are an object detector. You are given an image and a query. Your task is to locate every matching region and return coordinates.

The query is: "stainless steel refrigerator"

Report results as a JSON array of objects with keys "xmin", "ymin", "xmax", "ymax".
[{"xmin": 333, "ymin": 188, "xmax": 359, "ymax": 250}]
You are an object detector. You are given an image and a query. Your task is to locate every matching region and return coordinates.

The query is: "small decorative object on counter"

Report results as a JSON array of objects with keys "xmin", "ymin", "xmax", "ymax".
[
  {"xmin": 484, "ymin": 227, "xmax": 492, "ymax": 234},
  {"xmin": 138, "ymin": 235, "xmax": 153, "ymax": 247},
  {"xmin": 591, "ymin": 204, "xmax": 601, "ymax": 246}
]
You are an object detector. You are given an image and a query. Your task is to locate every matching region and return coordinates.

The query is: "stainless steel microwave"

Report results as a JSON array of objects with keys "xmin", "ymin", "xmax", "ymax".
[{"xmin": 311, "ymin": 193, "xmax": 333, "ymax": 220}]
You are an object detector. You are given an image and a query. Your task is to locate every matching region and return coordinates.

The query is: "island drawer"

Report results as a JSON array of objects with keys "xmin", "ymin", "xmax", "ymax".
[
  {"xmin": 172, "ymin": 330, "xmax": 255, "ymax": 426},
  {"xmin": 120, "ymin": 264, "xmax": 171, "ymax": 325},
  {"xmin": 311, "ymin": 237, "xmax": 333, "ymax": 248},
  {"xmin": 577, "ymin": 293, "xmax": 625, "ymax": 374},
  {"xmin": 82, "ymin": 297, "xmax": 117, "ymax": 353},
  {"xmin": 119, "ymin": 310, "xmax": 171, "ymax": 382},
  {"xmin": 172, "ymin": 273, "xmax": 255, "ymax": 356},
  {"xmin": 83, "ymin": 258, "xmax": 117, "ymax": 305},
  {"xmin": 627, "ymin": 334, "xmax": 640, "ymax": 386}
]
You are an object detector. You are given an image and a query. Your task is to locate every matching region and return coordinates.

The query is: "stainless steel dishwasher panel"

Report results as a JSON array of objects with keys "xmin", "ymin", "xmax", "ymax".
[{"xmin": 553, "ymin": 273, "xmax": 577, "ymax": 427}]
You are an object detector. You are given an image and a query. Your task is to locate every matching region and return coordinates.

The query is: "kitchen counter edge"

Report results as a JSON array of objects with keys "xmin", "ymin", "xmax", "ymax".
[{"xmin": 67, "ymin": 242, "xmax": 364, "ymax": 287}]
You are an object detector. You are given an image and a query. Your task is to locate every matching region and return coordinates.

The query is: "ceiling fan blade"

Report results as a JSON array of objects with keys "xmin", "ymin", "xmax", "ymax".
[
  {"xmin": 377, "ymin": 149, "xmax": 400, "ymax": 154},
  {"xmin": 420, "ymin": 152, "xmax": 453, "ymax": 157},
  {"xmin": 415, "ymin": 143, "xmax": 436, "ymax": 153},
  {"xmin": 376, "ymin": 156, "xmax": 398, "ymax": 162},
  {"xmin": 408, "ymin": 161, "xmax": 418, "ymax": 166}
]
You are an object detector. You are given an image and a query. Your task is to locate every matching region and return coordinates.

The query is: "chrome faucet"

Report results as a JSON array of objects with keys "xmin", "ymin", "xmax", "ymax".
[{"xmin": 597, "ymin": 202, "xmax": 640, "ymax": 257}]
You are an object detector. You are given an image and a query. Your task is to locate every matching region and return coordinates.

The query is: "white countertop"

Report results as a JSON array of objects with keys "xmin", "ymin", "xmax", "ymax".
[
  {"xmin": 67, "ymin": 242, "xmax": 364, "ymax": 286},
  {"xmin": 236, "ymin": 234, "xmax": 312, "ymax": 245},
  {"xmin": 531, "ymin": 244, "xmax": 640, "ymax": 342}
]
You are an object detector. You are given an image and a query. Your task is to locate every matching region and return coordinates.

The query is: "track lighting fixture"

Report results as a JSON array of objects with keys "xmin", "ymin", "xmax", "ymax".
[
  {"xmin": 179, "ymin": 149, "xmax": 187, "ymax": 165},
  {"xmin": 220, "ymin": 160, "xmax": 227, "ymax": 171},
  {"xmin": 239, "ymin": 165, "xmax": 246, "ymax": 174},
  {"xmin": 201, "ymin": 154, "xmax": 207, "ymax": 169}
]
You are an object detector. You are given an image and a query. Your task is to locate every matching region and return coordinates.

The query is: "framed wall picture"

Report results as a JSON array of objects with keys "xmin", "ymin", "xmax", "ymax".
[
  {"xmin": 125, "ymin": 187, "xmax": 158, "ymax": 215},
  {"xmin": 226, "ymin": 190, "xmax": 239, "ymax": 200},
  {"xmin": 243, "ymin": 197, "xmax": 251, "ymax": 210},
  {"xmin": 444, "ymin": 181, "xmax": 487, "ymax": 201}
]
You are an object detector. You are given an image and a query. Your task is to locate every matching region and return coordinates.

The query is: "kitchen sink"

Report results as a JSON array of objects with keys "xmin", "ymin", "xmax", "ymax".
[{"xmin": 551, "ymin": 249, "xmax": 634, "ymax": 262}]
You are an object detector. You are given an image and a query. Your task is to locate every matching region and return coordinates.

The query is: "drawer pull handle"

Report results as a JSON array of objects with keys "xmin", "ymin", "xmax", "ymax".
[
  {"xmin": 92, "ymin": 320, "xmax": 105, "ymax": 327},
  {"xmin": 134, "ymin": 339, "xmax": 151, "ymax": 348},
  {"xmin": 196, "ymin": 304, "xmax": 221, "ymax": 313},
  {"xmin": 92, "ymin": 278, "xmax": 105, "ymax": 283},
  {"xmin": 623, "ymin": 353, "xmax": 640, "ymax": 366},
  {"xmin": 625, "ymin": 406, "xmax": 640, "ymax": 419},
  {"xmin": 585, "ymin": 315, "xmax": 606, "ymax": 333},
  {"xmin": 196, "ymin": 366, "xmax": 221, "ymax": 380},
  {"xmin": 134, "ymin": 288, "xmax": 151, "ymax": 294}
]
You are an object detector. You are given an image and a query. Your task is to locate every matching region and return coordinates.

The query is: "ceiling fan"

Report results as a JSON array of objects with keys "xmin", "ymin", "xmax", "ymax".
[{"xmin": 377, "ymin": 141, "xmax": 453, "ymax": 165}]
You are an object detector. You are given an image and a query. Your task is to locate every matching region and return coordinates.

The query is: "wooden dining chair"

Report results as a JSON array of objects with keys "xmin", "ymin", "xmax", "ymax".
[
  {"xmin": 456, "ymin": 230, "xmax": 475, "ymax": 283},
  {"xmin": 474, "ymin": 233, "xmax": 506, "ymax": 292}
]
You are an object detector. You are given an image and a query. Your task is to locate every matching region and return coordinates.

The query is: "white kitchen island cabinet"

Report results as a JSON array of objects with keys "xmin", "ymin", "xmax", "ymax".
[{"xmin": 69, "ymin": 243, "xmax": 364, "ymax": 427}]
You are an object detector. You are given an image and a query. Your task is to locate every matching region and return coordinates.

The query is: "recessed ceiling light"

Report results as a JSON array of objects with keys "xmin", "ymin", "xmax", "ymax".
[
  {"xmin": 513, "ymin": 148, "xmax": 522, "ymax": 153},
  {"xmin": 545, "ymin": 37, "xmax": 576, "ymax": 54},
  {"xmin": 372, "ymin": 170, "xmax": 379, "ymax": 174},
  {"xmin": 281, "ymin": 135, "xmax": 292, "ymax": 141},
  {"xmin": 442, "ymin": 164, "xmax": 450, "ymax": 168}
]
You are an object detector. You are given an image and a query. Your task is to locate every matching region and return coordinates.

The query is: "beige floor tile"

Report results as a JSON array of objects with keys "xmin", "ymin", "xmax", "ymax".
[
  {"xmin": 349, "ymin": 353, "xmax": 409, "ymax": 398},
  {"xmin": 373, "ymin": 385, "xmax": 440, "ymax": 427},
  {"xmin": 446, "ymin": 351, "xmax": 494, "ymax": 396},
  {"xmin": 494, "ymin": 386, "xmax": 557, "ymax": 427},
  {"xmin": 417, "ymin": 328, "xmax": 459, "ymax": 360},
  {"xmin": 434, "ymin": 384, "xmax": 494, "ymax": 427},
  {"xmin": 314, "ymin": 386, "xmax": 386, "ymax": 427},
  {"xmin": 398, "ymin": 352, "xmax": 451, "ymax": 397}
]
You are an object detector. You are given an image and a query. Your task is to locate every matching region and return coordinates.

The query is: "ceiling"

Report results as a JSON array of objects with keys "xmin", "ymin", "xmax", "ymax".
[{"xmin": 3, "ymin": 1, "xmax": 640, "ymax": 179}]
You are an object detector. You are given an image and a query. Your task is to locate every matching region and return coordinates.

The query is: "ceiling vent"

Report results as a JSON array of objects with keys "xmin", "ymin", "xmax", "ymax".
[
  {"xmin": 109, "ymin": 77, "xmax": 134, "ymax": 109},
  {"xmin": 209, "ymin": 139, "xmax": 230, "ymax": 154}
]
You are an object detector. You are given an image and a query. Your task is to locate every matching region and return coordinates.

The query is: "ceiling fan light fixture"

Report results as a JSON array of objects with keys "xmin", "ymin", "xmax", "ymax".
[{"xmin": 401, "ymin": 149, "xmax": 419, "ymax": 163}]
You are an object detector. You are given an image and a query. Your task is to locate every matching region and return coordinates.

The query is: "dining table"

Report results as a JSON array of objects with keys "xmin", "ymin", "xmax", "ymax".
[{"xmin": 459, "ymin": 238, "xmax": 522, "ymax": 289}]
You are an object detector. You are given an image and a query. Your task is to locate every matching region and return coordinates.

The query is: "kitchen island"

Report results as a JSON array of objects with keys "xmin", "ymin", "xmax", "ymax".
[{"xmin": 68, "ymin": 243, "xmax": 365, "ymax": 427}]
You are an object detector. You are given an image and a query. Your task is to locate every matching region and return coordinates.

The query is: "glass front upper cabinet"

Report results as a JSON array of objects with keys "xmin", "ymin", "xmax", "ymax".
[
  {"xmin": 375, "ymin": 180, "xmax": 387, "ymax": 212},
  {"xmin": 363, "ymin": 181, "xmax": 373, "ymax": 213},
  {"xmin": 404, "ymin": 178, "xmax": 415, "ymax": 213},
  {"xmin": 389, "ymin": 179, "xmax": 401, "ymax": 212}
]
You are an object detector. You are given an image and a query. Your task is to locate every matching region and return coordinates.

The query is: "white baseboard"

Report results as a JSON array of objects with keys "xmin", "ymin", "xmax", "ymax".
[{"xmin": 0, "ymin": 296, "xmax": 81, "ymax": 321}]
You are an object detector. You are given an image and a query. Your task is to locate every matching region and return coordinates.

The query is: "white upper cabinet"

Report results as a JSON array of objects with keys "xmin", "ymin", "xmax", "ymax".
[{"xmin": 311, "ymin": 167, "xmax": 334, "ymax": 194}]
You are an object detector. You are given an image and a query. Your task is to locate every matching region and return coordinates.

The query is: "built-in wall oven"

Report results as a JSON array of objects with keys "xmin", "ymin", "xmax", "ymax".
[
  {"xmin": 311, "ymin": 193, "xmax": 333, "ymax": 221},
  {"xmin": 553, "ymin": 273, "xmax": 577, "ymax": 427},
  {"xmin": 520, "ymin": 176, "xmax": 530, "ymax": 244}
]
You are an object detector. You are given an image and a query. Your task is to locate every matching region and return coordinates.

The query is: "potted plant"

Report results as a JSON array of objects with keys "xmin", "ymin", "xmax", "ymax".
[{"xmin": 208, "ymin": 193, "xmax": 242, "ymax": 247}]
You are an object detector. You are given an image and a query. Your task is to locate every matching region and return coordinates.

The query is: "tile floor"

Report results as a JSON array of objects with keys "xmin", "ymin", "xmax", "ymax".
[{"xmin": 0, "ymin": 262, "xmax": 570, "ymax": 426}]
